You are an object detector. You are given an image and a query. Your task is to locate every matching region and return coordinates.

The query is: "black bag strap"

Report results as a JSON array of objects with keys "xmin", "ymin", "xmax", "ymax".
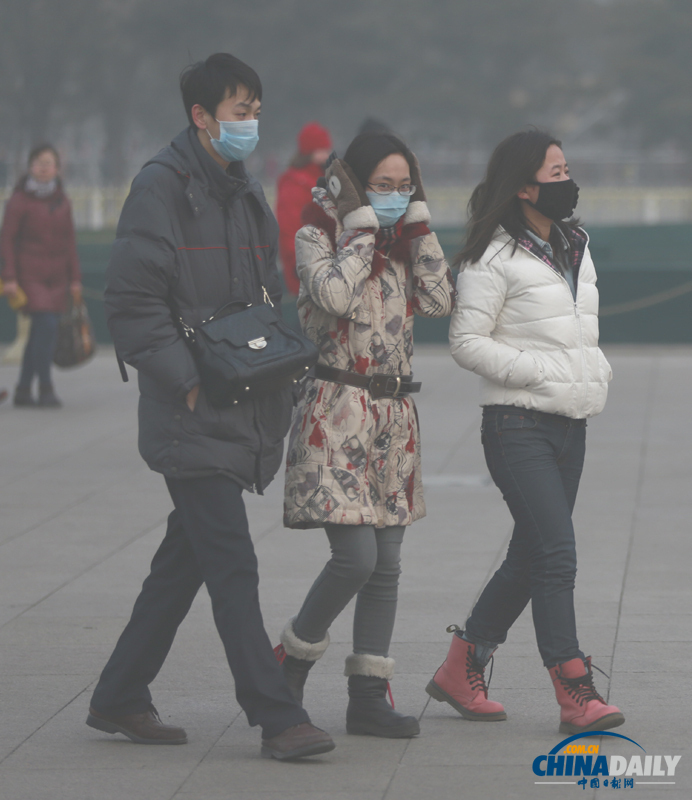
[
  {"xmin": 243, "ymin": 194, "xmax": 275, "ymax": 309},
  {"xmin": 116, "ymin": 354, "xmax": 129, "ymax": 382}
]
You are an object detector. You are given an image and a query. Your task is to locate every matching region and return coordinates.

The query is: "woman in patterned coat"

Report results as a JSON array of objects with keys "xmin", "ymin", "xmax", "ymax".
[{"xmin": 277, "ymin": 133, "xmax": 455, "ymax": 737}]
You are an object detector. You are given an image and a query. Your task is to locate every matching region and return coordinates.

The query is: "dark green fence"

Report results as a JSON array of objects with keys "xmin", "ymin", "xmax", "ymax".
[{"xmin": 2, "ymin": 225, "xmax": 691, "ymax": 344}]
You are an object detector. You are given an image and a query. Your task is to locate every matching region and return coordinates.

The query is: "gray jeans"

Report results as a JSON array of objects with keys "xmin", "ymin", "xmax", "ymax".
[{"xmin": 292, "ymin": 524, "xmax": 405, "ymax": 657}]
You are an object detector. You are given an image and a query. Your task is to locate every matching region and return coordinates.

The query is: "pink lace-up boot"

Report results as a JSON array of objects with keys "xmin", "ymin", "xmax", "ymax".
[
  {"xmin": 549, "ymin": 657, "xmax": 625, "ymax": 734},
  {"xmin": 426, "ymin": 628, "xmax": 506, "ymax": 721}
]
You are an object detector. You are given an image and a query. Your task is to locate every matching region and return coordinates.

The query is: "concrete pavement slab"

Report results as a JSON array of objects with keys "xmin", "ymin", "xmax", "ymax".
[{"xmin": 1, "ymin": 346, "xmax": 690, "ymax": 799}]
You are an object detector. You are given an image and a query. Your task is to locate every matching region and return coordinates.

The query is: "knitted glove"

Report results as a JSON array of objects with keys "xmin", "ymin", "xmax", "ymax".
[{"xmin": 324, "ymin": 156, "xmax": 370, "ymax": 223}]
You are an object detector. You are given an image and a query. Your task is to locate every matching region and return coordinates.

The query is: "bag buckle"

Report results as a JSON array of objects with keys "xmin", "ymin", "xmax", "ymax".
[
  {"xmin": 178, "ymin": 316, "xmax": 195, "ymax": 340},
  {"xmin": 262, "ymin": 286, "xmax": 275, "ymax": 308},
  {"xmin": 248, "ymin": 337, "xmax": 268, "ymax": 350}
]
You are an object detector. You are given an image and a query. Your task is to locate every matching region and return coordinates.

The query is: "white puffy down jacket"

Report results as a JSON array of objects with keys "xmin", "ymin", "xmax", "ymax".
[{"xmin": 449, "ymin": 227, "xmax": 612, "ymax": 419}]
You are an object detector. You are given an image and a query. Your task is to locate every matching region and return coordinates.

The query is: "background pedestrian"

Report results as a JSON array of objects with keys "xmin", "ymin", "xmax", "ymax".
[
  {"xmin": 0, "ymin": 144, "xmax": 82, "ymax": 407},
  {"xmin": 276, "ymin": 122, "xmax": 332, "ymax": 295}
]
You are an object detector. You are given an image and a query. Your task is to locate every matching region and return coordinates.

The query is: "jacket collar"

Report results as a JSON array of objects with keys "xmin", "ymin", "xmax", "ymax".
[
  {"xmin": 145, "ymin": 127, "xmax": 272, "ymax": 220},
  {"xmin": 496, "ymin": 224, "xmax": 589, "ymax": 275}
]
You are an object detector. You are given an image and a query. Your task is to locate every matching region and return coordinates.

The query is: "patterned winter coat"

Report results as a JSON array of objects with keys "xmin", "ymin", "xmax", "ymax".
[{"xmin": 283, "ymin": 188, "xmax": 455, "ymax": 529}]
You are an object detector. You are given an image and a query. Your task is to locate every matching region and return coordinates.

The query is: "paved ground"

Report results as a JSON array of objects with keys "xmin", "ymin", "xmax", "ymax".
[{"xmin": 0, "ymin": 345, "xmax": 690, "ymax": 800}]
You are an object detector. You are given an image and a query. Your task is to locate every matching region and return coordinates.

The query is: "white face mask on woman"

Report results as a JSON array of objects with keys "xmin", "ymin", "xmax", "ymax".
[{"xmin": 366, "ymin": 191, "xmax": 410, "ymax": 227}]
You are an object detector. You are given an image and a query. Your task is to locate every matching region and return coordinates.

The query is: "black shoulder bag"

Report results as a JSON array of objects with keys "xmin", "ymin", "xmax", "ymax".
[{"xmin": 177, "ymin": 278, "xmax": 318, "ymax": 410}]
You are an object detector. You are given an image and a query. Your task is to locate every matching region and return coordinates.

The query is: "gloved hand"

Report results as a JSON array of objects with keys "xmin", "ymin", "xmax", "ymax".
[
  {"xmin": 324, "ymin": 156, "xmax": 370, "ymax": 223},
  {"xmin": 408, "ymin": 153, "xmax": 427, "ymax": 203}
]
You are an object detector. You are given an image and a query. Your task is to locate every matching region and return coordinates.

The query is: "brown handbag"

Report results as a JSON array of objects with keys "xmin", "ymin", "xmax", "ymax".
[{"xmin": 54, "ymin": 299, "xmax": 97, "ymax": 368}]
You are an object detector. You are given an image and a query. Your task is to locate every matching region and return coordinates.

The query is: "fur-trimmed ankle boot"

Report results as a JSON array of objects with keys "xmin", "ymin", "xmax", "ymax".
[
  {"xmin": 549, "ymin": 656, "xmax": 625, "ymax": 734},
  {"xmin": 426, "ymin": 628, "xmax": 506, "ymax": 721},
  {"xmin": 274, "ymin": 618, "xmax": 329, "ymax": 705},
  {"xmin": 345, "ymin": 654, "xmax": 420, "ymax": 738}
]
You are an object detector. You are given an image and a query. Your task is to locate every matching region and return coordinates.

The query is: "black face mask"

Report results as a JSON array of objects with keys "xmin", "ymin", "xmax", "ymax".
[{"xmin": 529, "ymin": 178, "xmax": 579, "ymax": 222}]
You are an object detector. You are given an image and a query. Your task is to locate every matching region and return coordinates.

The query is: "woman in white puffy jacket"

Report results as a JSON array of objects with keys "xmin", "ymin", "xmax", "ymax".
[{"xmin": 426, "ymin": 130, "xmax": 625, "ymax": 735}]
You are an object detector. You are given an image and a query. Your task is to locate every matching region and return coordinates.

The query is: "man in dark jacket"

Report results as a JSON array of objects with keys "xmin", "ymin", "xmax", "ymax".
[{"xmin": 86, "ymin": 53, "xmax": 334, "ymax": 761}]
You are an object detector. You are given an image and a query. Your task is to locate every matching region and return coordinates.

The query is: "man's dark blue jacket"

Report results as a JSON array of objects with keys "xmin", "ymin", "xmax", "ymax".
[{"xmin": 105, "ymin": 126, "xmax": 292, "ymax": 492}]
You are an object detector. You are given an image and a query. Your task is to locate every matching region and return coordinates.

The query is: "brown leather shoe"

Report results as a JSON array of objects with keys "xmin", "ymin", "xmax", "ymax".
[
  {"xmin": 261, "ymin": 722, "xmax": 335, "ymax": 761},
  {"xmin": 86, "ymin": 705, "xmax": 187, "ymax": 744}
]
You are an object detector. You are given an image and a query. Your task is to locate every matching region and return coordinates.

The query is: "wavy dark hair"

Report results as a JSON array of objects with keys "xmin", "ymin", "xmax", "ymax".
[{"xmin": 455, "ymin": 129, "xmax": 578, "ymax": 267}]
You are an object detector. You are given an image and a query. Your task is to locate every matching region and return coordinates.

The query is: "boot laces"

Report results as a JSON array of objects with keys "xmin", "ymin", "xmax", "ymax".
[
  {"xmin": 465, "ymin": 650, "xmax": 493, "ymax": 697},
  {"xmin": 559, "ymin": 664, "xmax": 606, "ymax": 707},
  {"xmin": 386, "ymin": 681, "xmax": 395, "ymax": 709}
]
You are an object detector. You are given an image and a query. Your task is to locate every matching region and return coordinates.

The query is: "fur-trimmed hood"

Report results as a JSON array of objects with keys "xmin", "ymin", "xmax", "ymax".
[{"xmin": 302, "ymin": 187, "xmax": 432, "ymax": 279}]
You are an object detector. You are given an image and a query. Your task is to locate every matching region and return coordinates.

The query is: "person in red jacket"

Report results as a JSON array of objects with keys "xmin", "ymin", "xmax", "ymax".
[
  {"xmin": 276, "ymin": 122, "xmax": 332, "ymax": 295},
  {"xmin": 0, "ymin": 144, "xmax": 82, "ymax": 407}
]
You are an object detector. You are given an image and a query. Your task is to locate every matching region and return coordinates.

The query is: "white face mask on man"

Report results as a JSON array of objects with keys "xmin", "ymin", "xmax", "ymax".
[{"xmin": 207, "ymin": 119, "xmax": 259, "ymax": 162}]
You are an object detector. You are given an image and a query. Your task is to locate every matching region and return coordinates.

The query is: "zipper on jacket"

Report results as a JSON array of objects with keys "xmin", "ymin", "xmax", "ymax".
[
  {"xmin": 519, "ymin": 243, "xmax": 590, "ymax": 416},
  {"xmin": 574, "ymin": 300, "xmax": 589, "ymax": 417}
]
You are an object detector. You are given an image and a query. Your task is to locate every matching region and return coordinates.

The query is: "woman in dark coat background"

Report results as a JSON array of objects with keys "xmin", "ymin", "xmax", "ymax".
[{"xmin": 0, "ymin": 144, "xmax": 82, "ymax": 407}]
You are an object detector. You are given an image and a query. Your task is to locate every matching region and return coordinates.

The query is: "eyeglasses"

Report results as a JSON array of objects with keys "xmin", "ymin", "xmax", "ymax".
[{"xmin": 366, "ymin": 183, "xmax": 416, "ymax": 197}]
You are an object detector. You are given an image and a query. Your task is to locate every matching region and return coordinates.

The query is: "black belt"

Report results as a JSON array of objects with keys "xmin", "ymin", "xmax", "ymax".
[
  {"xmin": 483, "ymin": 405, "xmax": 587, "ymax": 427},
  {"xmin": 314, "ymin": 364, "xmax": 421, "ymax": 399}
]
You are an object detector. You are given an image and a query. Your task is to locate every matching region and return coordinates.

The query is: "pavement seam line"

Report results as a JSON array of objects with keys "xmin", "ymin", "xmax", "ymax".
[
  {"xmin": 0, "ymin": 516, "xmax": 168, "ymax": 632},
  {"xmin": 608, "ymin": 354, "xmax": 659, "ymax": 701},
  {"xmin": 435, "ymin": 410, "xmax": 482, "ymax": 474},
  {"xmin": 0, "ymin": 684, "xmax": 93, "ymax": 766},
  {"xmin": 382, "ymin": 699, "xmax": 432, "ymax": 800},
  {"xmin": 0, "ymin": 463, "xmax": 152, "ymax": 550},
  {"xmin": 0, "ymin": 420, "xmax": 136, "ymax": 492},
  {"xmin": 169, "ymin": 708, "xmax": 245, "ymax": 798}
]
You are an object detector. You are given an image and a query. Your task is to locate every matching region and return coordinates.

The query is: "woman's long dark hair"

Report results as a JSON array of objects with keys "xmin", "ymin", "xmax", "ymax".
[{"xmin": 456, "ymin": 130, "xmax": 577, "ymax": 267}]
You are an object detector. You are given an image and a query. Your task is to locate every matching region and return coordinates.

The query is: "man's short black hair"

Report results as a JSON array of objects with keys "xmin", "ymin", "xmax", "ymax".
[{"xmin": 179, "ymin": 53, "xmax": 262, "ymax": 125}]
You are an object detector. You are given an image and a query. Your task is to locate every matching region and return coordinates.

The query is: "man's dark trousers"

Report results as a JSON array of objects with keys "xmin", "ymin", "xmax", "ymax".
[{"xmin": 90, "ymin": 473, "xmax": 308, "ymax": 739}]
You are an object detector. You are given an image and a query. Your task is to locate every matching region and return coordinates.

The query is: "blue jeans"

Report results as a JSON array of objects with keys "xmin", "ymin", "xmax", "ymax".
[
  {"xmin": 464, "ymin": 405, "xmax": 587, "ymax": 668},
  {"xmin": 17, "ymin": 311, "xmax": 59, "ymax": 390}
]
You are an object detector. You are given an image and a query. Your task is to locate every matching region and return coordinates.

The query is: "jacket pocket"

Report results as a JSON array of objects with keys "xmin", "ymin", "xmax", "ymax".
[
  {"xmin": 258, "ymin": 385, "xmax": 294, "ymax": 443},
  {"xmin": 504, "ymin": 350, "xmax": 542, "ymax": 389},
  {"xmin": 183, "ymin": 386, "xmax": 253, "ymax": 442},
  {"xmin": 527, "ymin": 349, "xmax": 573, "ymax": 387},
  {"xmin": 597, "ymin": 348, "xmax": 613, "ymax": 383}
]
